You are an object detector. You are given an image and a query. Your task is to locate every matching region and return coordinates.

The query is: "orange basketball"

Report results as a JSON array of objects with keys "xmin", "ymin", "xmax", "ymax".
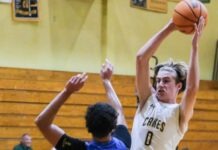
[{"xmin": 173, "ymin": 0, "xmax": 208, "ymax": 34}]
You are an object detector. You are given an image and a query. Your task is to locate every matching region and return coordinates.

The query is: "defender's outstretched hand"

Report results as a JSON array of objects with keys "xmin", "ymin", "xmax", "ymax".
[
  {"xmin": 65, "ymin": 72, "xmax": 88, "ymax": 94},
  {"xmin": 100, "ymin": 59, "xmax": 113, "ymax": 81}
]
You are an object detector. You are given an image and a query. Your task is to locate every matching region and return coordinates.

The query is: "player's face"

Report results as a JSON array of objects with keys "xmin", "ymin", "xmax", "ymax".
[
  {"xmin": 155, "ymin": 69, "xmax": 180, "ymax": 103},
  {"xmin": 22, "ymin": 135, "xmax": 32, "ymax": 147}
]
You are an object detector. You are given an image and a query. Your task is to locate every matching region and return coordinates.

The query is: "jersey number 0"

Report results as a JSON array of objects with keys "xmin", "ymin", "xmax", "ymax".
[{"xmin": 145, "ymin": 131, "xmax": 153, "ymax": 146}]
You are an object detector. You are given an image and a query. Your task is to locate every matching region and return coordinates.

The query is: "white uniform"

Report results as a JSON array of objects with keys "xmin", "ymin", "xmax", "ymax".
[{"xmin": 131, "ymin": 94, "xmax": 187, "ymax": 150}]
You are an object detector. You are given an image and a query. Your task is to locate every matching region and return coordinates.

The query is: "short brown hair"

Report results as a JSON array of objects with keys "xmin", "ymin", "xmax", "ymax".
[{"xmin": 153, "ymin": 59, "xmax": 188, "ymax": 93}]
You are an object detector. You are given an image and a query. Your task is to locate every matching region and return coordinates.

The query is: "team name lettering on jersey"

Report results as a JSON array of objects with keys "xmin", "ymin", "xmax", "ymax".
[{"xmin": 142, "ymin": 117, "xmax": 166, "ymax": 132}]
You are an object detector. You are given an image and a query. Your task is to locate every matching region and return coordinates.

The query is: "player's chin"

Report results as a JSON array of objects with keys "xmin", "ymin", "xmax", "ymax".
[
  {"xmin": 157, "ymin": 92, "xmax": 168, "ymax": 100},
  {"xmin": 156, "ymin": 93, "xmax": 164, "ymax": 100}
]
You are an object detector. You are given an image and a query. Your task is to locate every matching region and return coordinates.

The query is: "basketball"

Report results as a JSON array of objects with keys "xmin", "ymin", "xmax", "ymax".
[{"xmin": 173, "ymin": 0, "xmax": 208, "ymax": 34}]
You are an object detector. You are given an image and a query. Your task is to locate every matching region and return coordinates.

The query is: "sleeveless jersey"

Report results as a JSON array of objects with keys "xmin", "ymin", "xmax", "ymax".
[{"xmin": 131, "ymin": 94, "xmax": 187, "ymax": 150}]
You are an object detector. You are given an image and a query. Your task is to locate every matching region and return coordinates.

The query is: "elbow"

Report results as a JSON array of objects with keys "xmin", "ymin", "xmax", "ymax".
[
  {"xmin": 136, "ymin": 54, "xmax": 149, "ymax": 66},
  {"xmin": 186, "ymin": 79, "xmax": 200, "ymax": 94},
  {"xmin": 186, "ymin": 85, "xmax": 199, "ymax": 96},
  {"xmin": 181, "ymin": 108, "xmax": 194, "ymax": 125},
  {"xmin": 136, "ymin": 53, "xmax": 143, "ymax": 62},
  {"xmin": 194, "ymin": 84, "xmax": 200, "ymax": 92},
  {"xmin": 187, "ymin": 84, "xmax": 199, "ymax": 92},
  {"xmin": 34, "ymin": 116, "xmax": 44, "ymax": 129},
  {"xmin": 34, "ymin": 116, "xmax": 40, "ymax": 127}
]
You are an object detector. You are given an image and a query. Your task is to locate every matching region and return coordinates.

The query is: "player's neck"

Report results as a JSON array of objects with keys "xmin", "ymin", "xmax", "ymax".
[
  {"xmin": 159, "ymin": 99, "xmax": 176, "ymax": 104},
  {"xmin": 157, "ymin": 96, "xmax": 177, "ymax": 104},
  {"xmin": 93, "ymin": 135, "xmax": 111, "ymax": 143}
]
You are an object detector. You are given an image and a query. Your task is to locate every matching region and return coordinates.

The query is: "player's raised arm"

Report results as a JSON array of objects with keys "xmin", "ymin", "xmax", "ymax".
[
  {"xmin": 180, "ymin": 17, "xmax": 205, "ymax": 132},
  {"xmin": 136, "ymin": 20, "xmax": 176, "ymax": 110},
  {"xmin": 35, "ymin": 73, "xmax": 88, "ymax": 146},
  {"xmin": 100, "ymin": 59, "xmax": 127, "ymax": 127}
]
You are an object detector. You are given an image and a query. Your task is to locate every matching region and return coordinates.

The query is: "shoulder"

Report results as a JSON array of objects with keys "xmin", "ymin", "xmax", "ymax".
[
  {"xmin": 138, "ymin": 94, "xmax": 157, "ymax": 112},
  {"xmin": 55, "ymin": 134, "xmax": 86, "ymax": 150},
  {"xmin": 112, "ymin": 137, "xmax": 128, "ymax": 150},
  {"xmin": 112, "ymin": 125, "xmax": 131, "ymax": 149}
]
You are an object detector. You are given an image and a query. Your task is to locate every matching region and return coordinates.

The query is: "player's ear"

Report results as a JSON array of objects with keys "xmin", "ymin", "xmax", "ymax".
[{"xmin": 176, "ymin": 82, "xmax": 182, "ymax": 92}]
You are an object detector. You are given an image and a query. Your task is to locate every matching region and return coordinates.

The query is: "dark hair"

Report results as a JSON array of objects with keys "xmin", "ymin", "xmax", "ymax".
[
  {"xmin": 153, "ymin": 59, "xmax": 188, "ymax": 93},
  {"xmin": 85, "ymin": 102, "xmax": 118, "ymax": 138}
]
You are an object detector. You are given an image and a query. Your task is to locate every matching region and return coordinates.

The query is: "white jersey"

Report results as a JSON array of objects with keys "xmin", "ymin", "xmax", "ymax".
[{"xmin": 131, "ymin": 94, "xmax": 187, "ymax": 150}]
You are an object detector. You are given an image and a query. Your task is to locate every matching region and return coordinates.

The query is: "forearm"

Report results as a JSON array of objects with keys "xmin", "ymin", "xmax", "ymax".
[
  {"xmin": 187, "ymin": 47, "xmax": 200, "ymax": 93},
  {"xmin": 35, "ymin": 90, "xmax": 71, "ymax": 128},
  {"xmin": 102, "ymin": 79, "xmax": 127, "ymax": 126},
  {"xmin": 136, "ymin": 24, "xmax": 174, "ymax": 62},
  {"xmin": 186, "ymin": 17, "xmax": 205, "ymax": 93},
  {"xmin": 136, "ymin": 24, "xmax": 174, "ymax": 106},
  {"xmin": 102, "ymin": 80, "xmax": 121, "ymax": 110}
]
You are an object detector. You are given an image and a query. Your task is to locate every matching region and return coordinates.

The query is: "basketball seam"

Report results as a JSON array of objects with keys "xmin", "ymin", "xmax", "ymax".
[
  {"xmin": 184, "ymin": 0, "xmax": 199, "ymax": 20},
  {"xmin": 174, "ymin": 9, "xmax": 196, "ymax": 23}
]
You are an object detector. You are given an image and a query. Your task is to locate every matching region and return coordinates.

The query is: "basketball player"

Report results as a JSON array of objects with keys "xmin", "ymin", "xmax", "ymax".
[
  {"xmin": 35, "ymin": 60, "xmax": 131, "ymax": 150},
  {"xmin": 131, "ymin": 17, "xmax": 205, "ymax": 150}
]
